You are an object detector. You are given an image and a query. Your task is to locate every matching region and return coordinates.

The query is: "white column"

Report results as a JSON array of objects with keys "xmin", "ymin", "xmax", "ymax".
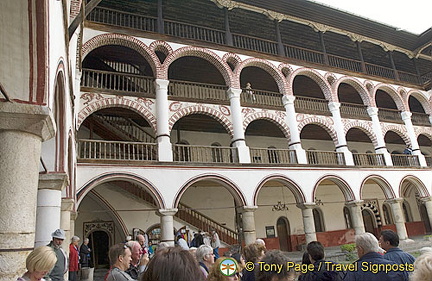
[
  {"xmin": 155, "ymin": 79, "xmax": 173, "ymax": 161},
  {"xmin": 297, "ymin": 203, "xmax": 317, "ymax": 243},
  {"xmin": 61, "ymin": 198, "xmax": 75, "ymax": 256},
  {"xmin": 282, "ymin": 95, "xmax": 307, "ymax": 164},
  {"xmin": 421, "ymin": 197, "xmax": 432, "ymax": 230},
  {"xmin": 345, "ymin": 200, "xmax": 365, "ymax": 235},
  {"xmin": 227, "ymin": 88, "xmax": 250, "ymax": 163},
  {"xmin": 241, "ymin": 206, "xmax": 257, "ymax": 245},
  {"xmin": 401, "ymin": 111, "xmax": 427, "ymax": 166},
  {"xmin": 0, "ymin": 103, "xmax": 55, "ymax": 280},
  {"xmin": 35, "ymin": 173, "xmax": 68, "ymax": 247},
  {"xmin": 386, "ymin": 198, "xmax": 408, "ymax": 240},
  {"xmin": 328, "ymin": 102, "xmax": 354, "ymax": 165},
  {"xmin": 367, "ymin": 107, "xmax": 393, "ymax": 166},
  {"xmin": 157, "ymin": 208, "xmax": 178, "ymax": 246}
]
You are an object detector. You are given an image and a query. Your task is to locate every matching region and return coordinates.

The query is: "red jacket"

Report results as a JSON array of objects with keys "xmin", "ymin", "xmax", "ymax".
[{"xmin": 69, "ymin": 244, "xmax": 80, "ymax": 271}]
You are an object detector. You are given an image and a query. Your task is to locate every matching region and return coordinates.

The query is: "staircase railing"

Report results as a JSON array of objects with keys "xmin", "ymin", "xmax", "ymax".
[{"xmin": 97, "ymin": 115, "xmax": 156, "ymax": 143}]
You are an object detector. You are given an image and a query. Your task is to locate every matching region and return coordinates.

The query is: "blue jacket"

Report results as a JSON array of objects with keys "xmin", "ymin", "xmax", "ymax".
[
  {"xmin": 383, "ymin": 248, "xmax": 415, "ymax": 281},
  {"xmin": 343, "ymin": 252, "xmax": 404, "ymax": 281}
]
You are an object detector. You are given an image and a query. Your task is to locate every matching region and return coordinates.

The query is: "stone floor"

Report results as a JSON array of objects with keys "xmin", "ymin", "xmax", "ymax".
[{"xmin": 89, "ymin": 235, "xmax": 432, "ymax": 281}]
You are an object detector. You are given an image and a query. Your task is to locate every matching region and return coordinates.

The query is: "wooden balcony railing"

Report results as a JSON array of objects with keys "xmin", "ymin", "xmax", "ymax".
[
  {"xmin": 240, "ymin": 88, "xmax": 283, "ymax": 109},
  {"xmin": 81, "ymin": 69, "xmax": 155, "ymax": 96},
  {"xmin": 233, "ymin": 33, "xmax": 279, "ymax": 55},
  {"xmin": 340, "ymin": 102, "xmax": 369, "ymax": 120},
  {"xmin": 365, "ymin": 63, "xmax": 395, "ymax": 79},
  {"xmin": 249, "ymin": 148, "xmax": 297, "ymax": 164},
  {"xmin": 398, "ymin": 71, "xmax": 420, "ymax": 84},
  {"xmin": 391, "ymin": 154, "xmax": 420, "ymax": 167},
  {"xmin": 284, "ymin": 44, "xmax": 324, "ymax": 64},
  {"xmin": 352, "ymin": 153, "xmax": 386, "ymax": 167},
  {"xmin": 378, "ymin": 108, "xmax": 403, "ymax": 123},
  {"xmin": 294, "ymin": 96, "xmax": 330, "ymax": 115},
  {"xmin": 177, "ymin": 202, "xmax": 238, "ymax": 245},
  {"xmin": 172, "ymin": 144, "xmax": 238, "ymax": 163},
  {"xmin": 411, "ymin": 112, "xmax": 431, "ymax": 127},
  {"xmin": 328, "ymin": 54, "xmax": 363, "ymax": 72},
  {"xmin": 425, "ymin": 156, "xmax": 432, "ymax": 167},
  {"xmin": 165, "ymin": 20, "xmax": 226, "ymax": 45},
  {"xmin": 306, "ymin": 150, "xmax": 345, "ymax": 166},
  {"xmin": 78, "ymin": 139, "xmax": 157, "ymax": 161},
  {"xmin": 168, "ymin": 80, "xmax": 228, "ymax": 102}
]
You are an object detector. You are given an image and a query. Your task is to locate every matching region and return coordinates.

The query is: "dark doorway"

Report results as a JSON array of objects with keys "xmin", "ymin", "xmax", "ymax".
[
  {"xmin": 89, "ymin": 231, "xmax": 110, "ymax": 269},
  {"xmin": 276, "ymin": 217, "xmax": 291, "ymax": 251},
  {"xmin": 362, "ymin": 209, "xmax": 376, "ymax": 235}
]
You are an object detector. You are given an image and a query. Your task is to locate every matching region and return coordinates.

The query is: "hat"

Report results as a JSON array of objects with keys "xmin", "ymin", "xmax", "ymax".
[{"xmin": 51, "ymin": 229, "xmax": 66, "ymax": 240}]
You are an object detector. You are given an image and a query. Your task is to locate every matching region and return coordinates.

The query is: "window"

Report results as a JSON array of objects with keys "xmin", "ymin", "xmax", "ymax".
[
  {"xmin": 313, "ymin": 208, "xmax": 325, "ymax": 232},
  {"xmin": 382, "ymin": 204, "xmax": 393, "ymax": 225},
  {"xmin": 343, "ymin": 207, "xmax": 353, "ymax": 229}
]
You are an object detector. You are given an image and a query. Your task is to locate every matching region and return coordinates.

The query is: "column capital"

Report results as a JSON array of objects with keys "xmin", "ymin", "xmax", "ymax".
[
  {"xmin": 367, "ymin": 106, "xmax": 379, "ymax": 116},
  {"xmin": 240, "ymin": 206, "xmax": 258, "ymax": 213},
  {"xmin": 157, "ymin": 208, "xmax": 178, "ymax": 217},
  {"xmin": 38, "ymin": 172, "xmax": 69, "ymax": 191},
  {"xmin": 61, "ymin": 198, "xmax": 75, "ymax": 212},
  {"xmin": 155, "ymin": 79, "xmax": 169, "ymax": 90},
  {"xmin": 401, "ymin": 111, "xmax": 412, "ymax": 121},
  {"xmin": 282, "ymin": 95, "xmax": 295, "ymax": 106},
  {"xmin": 296, "ymin": 203, "xmax": 316, "ymax": 210},
  {"xmin": 328, "ymin": 101, "xmax": 341, "ymax": 112},
  {"xmin": 0, "ymin": 102, "xmax": 55, "ymax": 141},
  {"xmin": 419, "ymin": 196, "xmax": 432, "ymax": 203},
  {"xmin": 227, "ymin": 88, "xmax": 242, "ymax": 99},
  {"xmin": 345, "ymin": 200, "xmax": 364, "ymax": 207},
  {"xmin": 385, "ymin": 197, "xmax": 404, "ymax": 204}
]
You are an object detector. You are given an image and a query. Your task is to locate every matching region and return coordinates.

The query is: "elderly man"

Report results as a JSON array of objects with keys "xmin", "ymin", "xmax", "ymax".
[
  {"xmin": 107, "ymin": 243, "xmax": 136, "ymax": 281},
  {"xmin": 344, "ymin": 232, "xmax": 404, "ymax": 281},
  {"xmin": 125, "ymin": 241, "xmax": 149, "ymax": 280},
  {"xmin": 46, "ymin": 229, "xmax": 68, "ymax": 281},
  {"xmin": 196, "ymin": 245, "xmax": 215, "ymax": 278},
  {"xmin": 136, "ymin": 234, "xmax": 147, "ymax": 256}
]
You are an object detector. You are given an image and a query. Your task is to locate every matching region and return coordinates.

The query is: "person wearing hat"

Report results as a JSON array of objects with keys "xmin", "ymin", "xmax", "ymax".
[{"xmin": 46, "ymin": 229, "xmax": 68, "ymax": 281}]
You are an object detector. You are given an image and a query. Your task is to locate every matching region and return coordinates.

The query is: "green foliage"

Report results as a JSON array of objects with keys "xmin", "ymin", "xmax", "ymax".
[{"xmin": 340, "ymin": 243, "xmax": 356, "ymax": 253}]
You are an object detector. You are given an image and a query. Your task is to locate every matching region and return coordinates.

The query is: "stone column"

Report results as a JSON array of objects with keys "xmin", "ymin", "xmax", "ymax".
[
  {"xmin": 155, "ymin": 79, "xmax": 173, "ymax": 161},
  {"xmin": 157, "ymin": 209, "xmax": 178, "ymax": 246},
  {"xmin": 297, "ymin": 203, "xmax": 317, "ymax": 244},
  {"xmin": 421, "ymin": 197, "xmax": 432, "ymax": 230},
  {"xmin": 282, "ymin": 95, "xmax": 307, "ymax": 164},
  {"xmin": 386, "ymin": 198, "xmax": 408, "ymax": 240},
  {"xmin": 227, "ymin": 88, "xmax": 250, "ymax": 163},
  {"xmin": 35, "ymin": 173, "xmax": 68, "ymax": 247},
  {"xmin": 328, "ymin": 102, "xmax": 354, "ymax": 165},
  {"xmin": 345, "ymin": 200, "xmax": 365, "ymax": 235},
  {"xmin": 0, "ymin": 103, "xmax": 55, "ymax": 280},
  {"xmin": 61, "ymin": 198, "xmax": 75, "ymax": 256},
  {"xmin": 367, "ymin": 107, "xmax": 393, "ymax": 166},
  {"xmin": 401, "ymin": 111, "xmax": 427, "ymax": 166},
  {"xmin": 241, "ymin": 206, "xmax": 257, "ymax": 245}
]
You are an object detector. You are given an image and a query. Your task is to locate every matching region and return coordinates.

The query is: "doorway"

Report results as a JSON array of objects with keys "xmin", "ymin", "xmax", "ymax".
[
  {"xmin": 362, "ymin": 209, "xmax": 376, "ymax": 235},
  {"xmin": 89, "ymin": 231, "xmax": 110, "ymax": 269},
  {"xmin": 276, "ymin": 217, "xmax": 291, "ymax": 251}
]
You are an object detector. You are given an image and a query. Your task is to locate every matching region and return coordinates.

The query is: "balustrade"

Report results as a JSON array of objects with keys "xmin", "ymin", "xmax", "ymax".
[
  {"xmin": 365, "ymin": 63, "xmax": 395, "ymax": 79},
  {"xmin": 172, "ymin": 144, "xmax": 238, "ymax": 163},
  {"xmin": 168, "ymin": 80, "xmax": 228, "ymax": 102},
  {"xmin": 391, "ymin": 154, "xmax": 420, "ymax": 167},
  {"xmin": 240, "ymin": 88, "xmax": 283, "ymax": 109},
  {"xmin": 306, "ymin": 150, "xmax": 346, "ymax": 166},
  {"xmin": 352, "ymin": 153, "xmax": 386, "ymax": 166},
  {"xmin": 164, "ymin": 20, "xmax": 226, "ymax": 44},
  {"xmin": 294, "ymin": 96, "xmax": 331, "ymax": 115},
  {"xmin": 425, "ymin": 156, "xmax": 432, "ymax": 167},
  {"xmin": 328, "ymin": 54, "xmax": 362, "ymax": 72},
  {"xmin": 411, "ymin": 112, "xmax": 431, "ymax": 126},
  {"xmin": 233, "ymin": 34, "xmax": 278, "ymax": 55},
  {"xmin": 249, "ymin": 148, "xmax": 297, "ymax": 164},
  {"xmin": 340, "ymin": 102, "xmax": 369, "ymax": 120},
  {"xmin": 377, "ymin": 108, "xmax": 403, "ymax": 123}
]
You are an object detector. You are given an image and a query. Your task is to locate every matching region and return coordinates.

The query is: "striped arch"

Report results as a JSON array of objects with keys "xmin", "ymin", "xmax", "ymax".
[
  {"xmin": 81, "ymin": 33, "xmax": 160, "ymax": 76},
  {"xmin": 173, "ymin": 173, "xmax": 247, "ymax": 208},
  {"xmin": 344, "ymin": 121, "xmax": 378, "ymax": 147},
  {"xmin": 77, "ymin": 95, "xmax": 157, "ymax": 132},
  {"xmin": 313, "ymin": 175, "xmax": 356, "ymax": 202},
  {"xmin": 400, "ymin": 175, "xmax": 430, "ymax": 198},
  {"xmin": 360, "ymin": 174, "xmax": 396, "ymax": 199},
  {"xmin": 333, "ymin": 76, "xmax": 373, "ymax": 106},
  {"xmin": 253, "ymin": 174, "xmax": 306, "ymax": 205},
  {"xmin": 235, "ymin": 58, "xmax": 287, "ymax": 93},
  {"xmin": 162, "ymin": 46, "xmax": 233, "ymax": 86},
  {"xmin": 361, "ymin": 201, "xmax": 382, "ymax": 227},
  {"xmin": 168, "ymin": 104, "xmax": 234, "ymax": 138},
  {"xmin": 243, "ymin": 112, "xmax": 290, "ymax": 140},
  {"xmin": 287, "ymin": 68, "xmax": 334, "ymax": 101},
  {"xmin": 372, "ymin": 83, "xmax": 406, "ymax": 111},
  {"xmin": 149, "ymin": 40, "xmax": 173, "ymax": 56},
  {"xmin": 76, "ymin": 172, "xmax": 165, "ymax": 209},
  {"xmin": 382, "ymin": 125, "xmax": 410, "ymax": 146},
  {"xmin": 298, "ymin": 116, "xmax": 338, "ymax": 145},
  {"xmin": 416, "ymin": 129, "xmax": 432, "ymax": 140},
  {"xmin": 278, "ymin": 63, "xmax": 294, "ymax": 78},
  {"xmin": 406, "ymin": 89, "xmax": 432, "ymax": 115},
  {"xmin": 222, "ymin": 53, "xmax": 242, "ymax": 72}
]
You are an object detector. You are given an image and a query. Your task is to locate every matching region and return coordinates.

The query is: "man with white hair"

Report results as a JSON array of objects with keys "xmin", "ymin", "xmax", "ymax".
[
  {"xmin": 344, "ymin": 232, "xmax": 404, "ymax": 281},
  {"xmin": 125, "ymin": 240, "xmax": 149, "ymax": 280}
]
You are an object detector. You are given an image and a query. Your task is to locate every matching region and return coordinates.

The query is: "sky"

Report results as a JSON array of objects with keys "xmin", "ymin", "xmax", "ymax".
[{"xmin": 310, "ymin": 0, "xmax": 432, "ymax": 35}]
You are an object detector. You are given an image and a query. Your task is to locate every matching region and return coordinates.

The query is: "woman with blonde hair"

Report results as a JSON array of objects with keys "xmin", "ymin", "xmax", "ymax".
[
  {"xmin": 208, "ymin": 257, "xmax": 240, "ymax": 281},
  {"xmin": 410, "ymin": 250, "xmax": 432, "ymax": 281},
  {"xmin": 17, "ymin": 246, "xmax": 57, "ymax": 281}
]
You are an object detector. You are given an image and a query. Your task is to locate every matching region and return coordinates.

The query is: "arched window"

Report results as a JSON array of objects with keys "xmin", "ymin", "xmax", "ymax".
[
  {"xmin": 382, "ymin": 203, "xmax": 393, "ymax": 225},
  {"xmin": 313, "ymin": 208, "xmax": 325, "ymax": 232},
  {"xmin": 343, "ymin": 207, "xmax": 353, "ymax": 229},
  {"xmin": 267, "ymin": 146, "xmax": 279, "ymax": 164},
  {"xmin": 211, "ymin": 142, "xmax": 223, "ymax": 163}
]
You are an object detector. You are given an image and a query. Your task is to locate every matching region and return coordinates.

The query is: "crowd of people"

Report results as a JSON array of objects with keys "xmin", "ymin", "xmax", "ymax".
[{"xmin": 16, "ymin": 228, "xmax": 432, "ymax": 281}]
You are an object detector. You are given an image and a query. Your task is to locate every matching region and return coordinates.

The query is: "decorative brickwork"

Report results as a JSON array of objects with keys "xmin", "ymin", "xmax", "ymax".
[
  {"xmin": 242, "ymin": 111, "xmax": 290, "ymax": 140},
  {"xmin": 372, "ymin": 84, "xmax": 406, "ymax": 111},
  {"xmin": 222, "ymin": 53, "xmax": 241, "ymax": 72},
  {"xmin": 77, "ymin": 94, "xmax": 157, "ymax": 132},
  {"xmin": 287, "ymin": 68, "xmax": 333, "ymax": 101},
  {"xmin": 406, "ymin": 90, "xmax": 432, "ymax": 115},
  {"xmin": 278, "ymin": 64, "xmax": 293, "ymax": 78},
  {"xmin": 313, "ymin": 175, "xmax": 355, "ymax": 202},
  {"xmin": 333, "ymin": 76, "xmax": 372, "ymax": 106},
  {"xmin": 343, "ymin": 121, "xmax": 377, "ymax": 147},
  {"xmin": 235, "ymin": 58, "xmax": 286, "ymax": 93},
  {"xmin": 162, "ymin": 46, "xmax": 233, "ymax": 86},
  {"xmin": 381, "ymin": 125, "xmax": 410, "ymax": 146},
  {"xmin": 297, "ymin": 116, "xmax": 338, "ymax": 145},
  {"xmin": 414, "ymin": 128, "xmax": 432, "ymax": 140},
  {"xmin": 167, "ymin": 103, "xmax": 234, "ymax": 138},
  {"xmin": 70, "ymin": 0, "xmax": 82, "ymax": 21},
  {"xmin": 81, "ymin": 33, "xmax": 161, "ymax": 76}
]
